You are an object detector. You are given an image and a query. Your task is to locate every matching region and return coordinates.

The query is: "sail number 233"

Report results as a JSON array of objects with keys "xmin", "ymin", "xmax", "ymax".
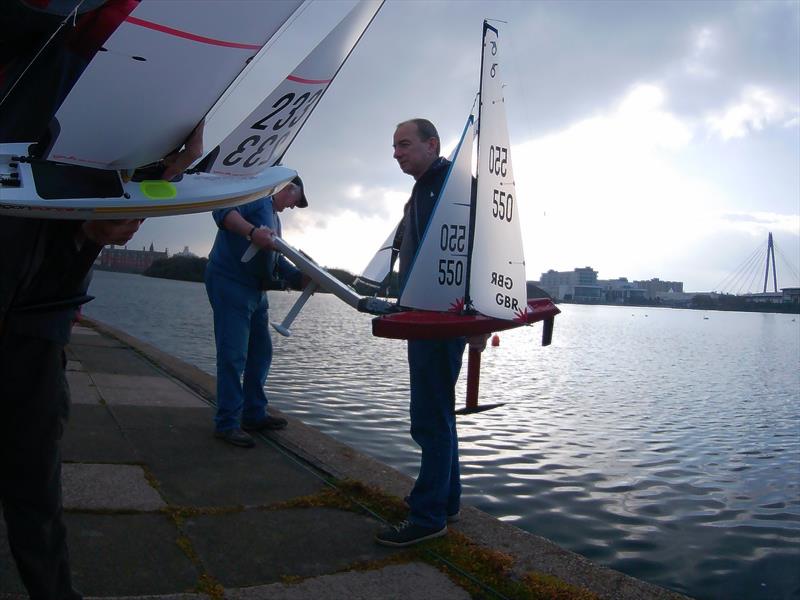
[{"xmin": 222, "ymin": 90, "xmax": 323, "ymax": 169}]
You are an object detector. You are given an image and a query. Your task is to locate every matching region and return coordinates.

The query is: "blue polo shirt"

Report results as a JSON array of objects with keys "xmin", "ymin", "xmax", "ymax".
[{"xmin": 206, "ymin": 196, "xmax": 300, "ymax": 292}]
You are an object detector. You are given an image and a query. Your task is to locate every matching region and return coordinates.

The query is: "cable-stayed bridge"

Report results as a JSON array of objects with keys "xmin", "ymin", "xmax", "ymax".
[{"xmin": 715, "ymin": 232, "xmax": 800, "ymax": 295}]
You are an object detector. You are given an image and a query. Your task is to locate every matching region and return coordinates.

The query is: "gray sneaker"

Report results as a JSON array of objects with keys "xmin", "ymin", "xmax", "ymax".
[
  {"xmin": 375, "ymin": 521, "xmax": 447, "ymax": 547},
  {"xmin": 214, "ymin": 428, "xmax": 255, "ymax": 448}
]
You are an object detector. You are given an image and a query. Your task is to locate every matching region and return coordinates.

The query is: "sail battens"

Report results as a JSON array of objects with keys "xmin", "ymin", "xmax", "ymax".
[{"xmin": 123, "ymin": 15, "xmax": 262, "ymax": 50}]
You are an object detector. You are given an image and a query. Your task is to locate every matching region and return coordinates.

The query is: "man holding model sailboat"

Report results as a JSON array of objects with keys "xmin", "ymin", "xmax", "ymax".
[
  {"xmin": 376, "ymin": 119, "xmax": 467, "ymax": 547},
  {"xmin": 205, "ymin": 178, "xmax": 308, "ymax": 448}
]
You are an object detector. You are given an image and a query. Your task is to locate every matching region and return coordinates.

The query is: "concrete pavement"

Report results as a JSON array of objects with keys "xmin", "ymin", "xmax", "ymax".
[{"xmin": 0, "ymin": 320, "xmax": 689, "ymax": 599}]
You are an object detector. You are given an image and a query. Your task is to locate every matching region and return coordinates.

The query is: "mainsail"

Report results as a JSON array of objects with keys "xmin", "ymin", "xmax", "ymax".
[
  {"xmin": 44, "ymin": 1, "xmax": 304, "ymax": 169},
  {"xmin": 468, "ymin": 22, "xmax": 528, "ymax": 321}
]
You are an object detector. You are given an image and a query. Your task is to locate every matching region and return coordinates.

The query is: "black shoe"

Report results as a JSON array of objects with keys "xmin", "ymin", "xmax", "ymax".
[
  {"xmin": 242, "ymin": 414, "xmax": 288, "ymax": 431},
  {"xmin": 214, "ymin": 428, "xmax": 255, "ymax": 448},
  {"xmin": 375, "ymin": 520, "xmax": 447, "ymax": 547}
]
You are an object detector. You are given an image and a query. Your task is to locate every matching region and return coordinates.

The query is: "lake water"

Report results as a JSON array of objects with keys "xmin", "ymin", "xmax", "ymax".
[{"xmin": 85, "ymin": 270, "xmax": 800, "ymax": 600}]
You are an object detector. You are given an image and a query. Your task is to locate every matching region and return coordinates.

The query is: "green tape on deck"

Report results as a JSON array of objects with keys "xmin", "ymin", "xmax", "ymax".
[{"xmin": 140, "ymin": 180, "xmax": 177, "ymax": 200}]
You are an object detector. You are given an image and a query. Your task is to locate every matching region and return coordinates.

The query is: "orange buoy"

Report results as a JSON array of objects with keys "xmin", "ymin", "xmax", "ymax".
[{"xmin": 491, "ymin": 334, "xmax": 500, "ymax": 347}]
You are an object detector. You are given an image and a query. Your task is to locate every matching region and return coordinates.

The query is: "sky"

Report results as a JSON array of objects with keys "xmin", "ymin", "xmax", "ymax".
[{"xmin": 131, "ymin": 0, "xmax": 800, "ymax": 293}]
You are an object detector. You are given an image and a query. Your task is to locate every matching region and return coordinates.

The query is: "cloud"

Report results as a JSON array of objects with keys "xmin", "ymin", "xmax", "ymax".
[
  {"xmin": 718, "ymin": 211, "xmax": 800, "ymax": 235},
  {"xmin": 706, "ymin": 86, "xmax": 800, "ymax": 140}
]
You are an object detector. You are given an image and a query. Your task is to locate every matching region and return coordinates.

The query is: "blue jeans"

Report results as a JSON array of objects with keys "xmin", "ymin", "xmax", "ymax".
[
  {"xmin": 407, "ymin": 337, "xmax": 466, "ymax": 529},
  {"xmin": 205, "ymin": 272, "xmax": 272, "ymax": 432}
]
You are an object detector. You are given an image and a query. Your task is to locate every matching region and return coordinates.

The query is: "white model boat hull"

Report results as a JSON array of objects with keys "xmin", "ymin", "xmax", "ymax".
[{"xmin": 0, "ymin": 144, "xmax": 295, "ymax": 220}]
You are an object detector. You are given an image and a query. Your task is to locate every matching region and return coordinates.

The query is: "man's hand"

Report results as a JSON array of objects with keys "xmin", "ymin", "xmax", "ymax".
[
  {"xmin": 250, "ymin": 225, "xmax": 277, "ymax": 251},
  {"xmin": 81, "ymin": 219, "xmax": 143, "ymax": 246},
  {"xmin": 162, "ymin": 121, "xmax": 204, "ymax": 181}
]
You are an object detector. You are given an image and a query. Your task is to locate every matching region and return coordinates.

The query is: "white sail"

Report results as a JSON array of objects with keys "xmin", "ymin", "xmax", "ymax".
[
  {"xmin": 45, "ymin": 1, "xmax": 303, "ymax": 169},
  {"xmin": 399, "ymin": 117, "xmax": 474, "ymax": 312},
  {"xmin": 356, "ymin": 220, "xmax": 400, "ymax": 288},
  {"xmin": 469, "ymin": 23, "xmax": 528, "ymax": 321},
  {"xmin": 204, "ymin": 0, "xmax": 383, "ymax": 176}
]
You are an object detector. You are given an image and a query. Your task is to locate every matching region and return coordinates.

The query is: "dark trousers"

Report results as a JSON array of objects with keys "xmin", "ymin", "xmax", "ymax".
[
  {"xmin": 407, "ymin": 337, "xmax": 466, "ymax": 529},
  {"xmin": 0, "ymin": 330, "xmax": 81, "ymax": 600}
]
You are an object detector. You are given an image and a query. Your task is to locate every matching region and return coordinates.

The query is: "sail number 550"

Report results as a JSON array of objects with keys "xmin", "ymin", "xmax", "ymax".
[
  {"xmin": 440, "ymin": 224, "xmax": 466, "ymax": 252},
  {"xmin": 492, "ymin": 189, "xmax": 513, "ymax": 222},
  {"xmin": 488, "ymin": 145, "xmax": 508, "ymax": 177},
  {"xmin": 438, "ymin": 259, "xmax": 463, "ymax": 286}
]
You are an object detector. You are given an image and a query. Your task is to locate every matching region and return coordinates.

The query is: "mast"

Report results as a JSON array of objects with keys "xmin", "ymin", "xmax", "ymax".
[{"xmin": 463, "ymin": 21, "xmax": 495, "ymax": 312}]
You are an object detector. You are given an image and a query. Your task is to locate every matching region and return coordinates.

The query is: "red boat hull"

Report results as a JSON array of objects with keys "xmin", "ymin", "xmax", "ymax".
[{"xmin": 372, "ymin": 298, "xmax": 559, "ymax": 341}]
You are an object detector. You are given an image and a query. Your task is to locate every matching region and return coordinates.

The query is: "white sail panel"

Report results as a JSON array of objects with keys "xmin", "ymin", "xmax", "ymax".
[
  {"xmin": 357, "ymin": 221, "xmax": 400, "ymax": 288},
  {"xmin": 470, "ymin": 24, "xmax": 528, "ymax": 321},
  {"xmin": 45, "ymin": 1, "xmax": 303, "ymax": 169},
  {"xmin": 206, "ymin": 0, "xmax": 383, "ymax": 176},
  {"xmin": 399, "ymin": 117, "xmax": 474, "ymax": 312}
]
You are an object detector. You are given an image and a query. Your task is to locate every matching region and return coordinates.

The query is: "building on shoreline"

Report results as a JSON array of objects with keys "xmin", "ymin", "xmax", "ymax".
[
  {"xmin": 539, "ymin": 267, "xmax": 603, "ymax": 302},
  {"xmin": 97, "ymin": 243, "xmax": 168, "ymax": 274},
  {"xmin": 536, "ymin": 265, "xmax": 799, "ymax": 310}
]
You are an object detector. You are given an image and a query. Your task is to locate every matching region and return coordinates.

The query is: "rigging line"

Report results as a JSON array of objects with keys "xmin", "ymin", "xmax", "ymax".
[
  {"xmin": 713, "ymin": 240, "xmax": 764, "ymax": 292},
  {"xmin": 744, "ymin": 255, "xmax": 764, "ymax": 294},
  {"xmin": 0, "ymin": 0, "xmax": 88, "ymax": 110},
  {"xmin": 774, "ymin": 243, "xmax": 800, "ymax": 282},
  {"xmin": 731, "ymin": 243, "xmax": 765, "ymax": 294},
  {"xmin": 734, "ymin": 246, "xmax": 765, "ymax": 293},
  {"xmin": 731, "ymin": 243, "xmax": 767, "ymax": 294}
]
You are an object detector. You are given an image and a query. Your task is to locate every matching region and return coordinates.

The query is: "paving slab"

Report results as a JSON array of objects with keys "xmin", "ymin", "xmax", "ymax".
[
  {"xmin": 185, "ymin": 507, "xmax": 398, "ymax": 588},
  {"xmin": 122, "ymin": 414, "xmax": 324, "ymax": 507},
  {"xmin": 71, "ymin": 345, "xmax": 164, "ymax": 376},
  {"xmin": 63, "ymin": 464, "xmax": 165, "ymax": 511},
  {"xmin": 70, "ymin": 330, "xmax": 127, "ymax": 349},
  {"xmin": 66, "ymin": 514, "xmax": 199, "ymax": 597},
  {"xmin": 67, "ymin": 370, "xmax": 103, "ymax": 405},
  {"xmin": 224, "ymin": 562, "xmax": 471, "ymax": 600},
  {"xmin": 109, "ymin": 405, "xmax": 212, "ymax": 432},
  {"xmin": 91, "ymin": 374, "xmax": 207, "ymax": 408},
  {"xmin": 62, "ymin": 404, "xmax": 140, "ymax": 464}
]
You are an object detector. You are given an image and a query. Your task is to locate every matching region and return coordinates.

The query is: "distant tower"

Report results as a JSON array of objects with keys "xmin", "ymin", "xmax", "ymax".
[{"xmin": 763, "ymin": 232, "xmax": 777, "ymax": 293}]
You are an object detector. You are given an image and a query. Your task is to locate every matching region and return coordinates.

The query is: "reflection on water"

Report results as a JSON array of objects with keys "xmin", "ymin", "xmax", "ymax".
[{"xmin": 86, "ymin": 270, "xmax": 800, "ymax": 600}]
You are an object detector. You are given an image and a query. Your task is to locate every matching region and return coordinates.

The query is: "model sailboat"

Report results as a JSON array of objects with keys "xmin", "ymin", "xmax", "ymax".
[
  {"xmin": 369, "ymin": 21, "xmax": 559, "ymax": 412},
  {"xmin": 0, "ymin": 0, "xmax": 382, "ymax": 219},
  {"xmin": 259, "ymin": 21, "xmax": 559, "ymax": 413}
]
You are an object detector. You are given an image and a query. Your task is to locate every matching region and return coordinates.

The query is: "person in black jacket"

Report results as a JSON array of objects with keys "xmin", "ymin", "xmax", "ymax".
[
  {"xmin": 375, "ymin": 119, "xmax": 467, "ymax": 547},
  {"xmin": 1, "ymin": 2, "xmax": 143, "ymax": 598},
  {"xmin": 0, "ymin": 217, "xmax": 141, "ymax": 599}
]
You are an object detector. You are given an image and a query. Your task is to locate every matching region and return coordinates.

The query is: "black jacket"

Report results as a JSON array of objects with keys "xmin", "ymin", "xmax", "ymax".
[
  {"xmin": 0, "ymin": 217, "xmax": 101, "ymax": 344},
  {"xmin": 397, "ymin": 157, "xmax": 451, "ymax": 286}
]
